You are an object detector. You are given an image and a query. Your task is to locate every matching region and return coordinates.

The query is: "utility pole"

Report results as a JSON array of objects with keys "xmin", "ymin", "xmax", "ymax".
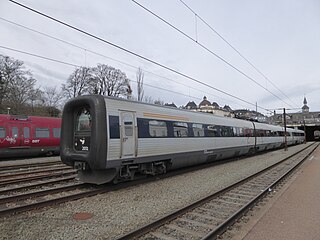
[
  {"xmin": 283, "ymin": 108, "xmax": 287, "ymax": 151},
  {"xmin": 303, "ymin": 119, "xmax": 306, "ymax": 144}
]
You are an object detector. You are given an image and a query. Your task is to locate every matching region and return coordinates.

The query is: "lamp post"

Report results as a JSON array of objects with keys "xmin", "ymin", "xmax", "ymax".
[{"xmin": 6, "ymin": 107, "xmax": 10, "ymax": 115}]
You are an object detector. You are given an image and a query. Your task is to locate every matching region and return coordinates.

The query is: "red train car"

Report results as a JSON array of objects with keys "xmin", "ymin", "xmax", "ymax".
[{"xmin": 0, "ymin": 114, "xmax": 61, "ymax": 158}]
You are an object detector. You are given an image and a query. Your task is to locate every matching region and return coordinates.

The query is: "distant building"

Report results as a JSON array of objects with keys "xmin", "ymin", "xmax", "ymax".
[
  {"xmin": 269, "ymin": 97, "xmax": 320, "ymax": 126},
  {"xmin": 185, "ymin": 101, "xmax": 197, "ymax": 110},
  {"xmin": 165, "ymin": 102, "xmax": 177, "ymax": 108},
  {"xmin": 233, "ymin": 109, "xmax": 267, "ymax": 122},
  {"xmin": 198, "ymin": 96, "xmax": 214, "ymax": 113},
  {"xmin": 184, "ymin": 96, "xmax": 234, "ymax": 117},
  {"xmin": 223, "ymin": 105, "xmax": 232, "ymax": 112},
  {"xmin": 183, "ymin": 96, "xmax": 272, "ymax": 120}
]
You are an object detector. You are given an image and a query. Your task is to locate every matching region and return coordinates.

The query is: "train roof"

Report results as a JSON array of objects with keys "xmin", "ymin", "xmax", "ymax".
[
  {"xmin": 101, "ymin": 95, "xmax": 297, "ymax": 131},
  {"xmin": 102, "ymin": 95, "xmax": 254, "ymax": 128},
  {"xmin": 0, "ymin": 114, "xmax": 61, "ymax": 123}
]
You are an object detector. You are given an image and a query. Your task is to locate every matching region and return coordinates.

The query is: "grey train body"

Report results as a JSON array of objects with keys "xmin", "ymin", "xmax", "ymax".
[{"xmin": 60, "ymin": 95, "xmax": 305, "ymax": 184}]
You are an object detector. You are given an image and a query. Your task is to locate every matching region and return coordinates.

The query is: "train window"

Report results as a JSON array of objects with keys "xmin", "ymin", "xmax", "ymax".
[
  {"xmin": 173, "ymin": 122, "xmax": 188, "ymax": 137},
  {"xmin": 193, "ymin": 123, "xmax": 204, "ymax": 137},
  {"xmin": 12, "ymin": 127, "xmax": 18, "ymax": 138},
  {"xmin": 35, "ymin": 128, "xmax": 50, "ymax": 138},
  {"xmin": 270, "ymin": 131, "xmax": 278, "ymax": 137},
  {"xmin": 149, "ymin": 120, "xmax": 167, "ymax": 137},
  {"xmin": 221, "ymin": 126, "xmax": 234, "ymax": 137},
  {"xmin": 234, "ymin": 127, "xmax": 245, "ymax": 137},
  {"xmin": 137, "ymin": 118, "xmax": 149, "ymax": 138},
  {"xmin": 109, "ymin": 116, "xmax": 120, "ymax": 139},
  {"xmin": 233, "ymin": 127, "xmax": 239, "ymax": 137},
  {"xmin": 0, "ymin": 127, "xmax": 5, "ymax": 138},
  {"xmin": 244, "ymin": 128, "xmax": 253, "ymax": 137},
  {"xmin": 76, "ymin": 107, "xmax": 91, "ymax": 131},
  {"xmin": 123, "ymin": 114, "xmax": 133, "ymax": 137},
  {"xmin": 125, "ymin": 125, "xmax": 133, "ymax": 137},
  {"xmin": 53, "ymin": 128, "xmax": 61, "ymax": 138},
  {"xmin": 205, "ymin": 125, "xmax": 220, "ymax": 137},
  {"xmin": 24, "ymin": 127, "xmax": 30, "ymax": 138},
  {"xmin": 256, "ymin": 129, "xmax": 267, "ymax": 137}
]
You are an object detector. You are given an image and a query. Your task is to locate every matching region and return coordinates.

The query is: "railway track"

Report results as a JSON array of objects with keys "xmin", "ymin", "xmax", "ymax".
[
  {"xmin": 0, "ymin": 158, "xmax": 225, "ymax": 218},
  {"xmin": 0, "ymin": 174, "xmax": 158, "ymax": 217},
  {"xmin": 0, "ymin": 159, "xmax": 83, "ymax": 217},
  {"xmin": 0, "ymin": 160, "xmax": 62, "ymax": 172},
  {"xmin": 117, "ymin": 143, "xmax": 319, "ymax": 240},
  {"xmin": 0, "ymin": 181, "xmax": 93, "ymax": 217},
  {"xmin": 0, "ymin": 169, "xmax": 77, "ymax": 187}
]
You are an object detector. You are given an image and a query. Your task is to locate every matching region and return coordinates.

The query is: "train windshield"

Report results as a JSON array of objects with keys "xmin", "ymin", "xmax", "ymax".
[{"xmin": 76, "ymin": 107, "xmax": 92, "ymax": 131}]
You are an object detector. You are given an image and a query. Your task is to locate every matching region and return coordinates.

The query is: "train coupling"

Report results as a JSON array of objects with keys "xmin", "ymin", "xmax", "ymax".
[{"xmin": 74, "ymin": 161, "xmax": 88, "ymax": 171}]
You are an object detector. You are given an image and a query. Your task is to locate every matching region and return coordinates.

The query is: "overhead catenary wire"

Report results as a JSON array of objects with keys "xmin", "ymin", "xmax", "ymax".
[
  {"xmin": 131, "ymin": 0, "xmax": 293, "ymax": 109},
  {"xmin": 0, "ymin": 17, "xmax": 244, "ymax": 109},
  {"xmin": 0, "ymin": 45, "xmax": 204, "ymax": 102},
  {"xmin": 178, "ymin": 0, "xmax": 298, "ymax": 108},
  {"xmin": 9, "ymin": 0, "xmax": 272, "ymax": 113},
  {"xmin": 0, "ymin": 45, "xmax": 78, "ymax": 67}
]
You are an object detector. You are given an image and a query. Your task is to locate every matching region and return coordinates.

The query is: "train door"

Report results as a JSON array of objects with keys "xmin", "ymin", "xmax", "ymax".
[
  {"xmin": 7, "ymin": 123, "xmax": 31, "ymax": 148},
  {"xmin": 6, "ymin": 124, "xmax": 20, "ymax": 147},
  {"xmin": 120, "ymin": 111, "xmax": 136, "ymax": 158},
  {"xmin": 20, "ymin": 123, "xmax": 31, "ymax": 148}
]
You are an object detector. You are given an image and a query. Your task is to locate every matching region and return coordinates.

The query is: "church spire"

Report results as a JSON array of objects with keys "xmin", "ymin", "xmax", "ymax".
[
  {"xmin": 302, "ymin": 96, "xmax": 309, "ymax": 114},
  {"xmin": 303, "ymin": 96, "xmax": 307, "ymax": 105}
]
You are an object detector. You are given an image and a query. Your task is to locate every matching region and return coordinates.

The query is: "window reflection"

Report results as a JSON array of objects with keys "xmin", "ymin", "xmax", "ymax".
[{"xmin": 76, "ymin": 107, "xmax": 92, "ymax": 131}]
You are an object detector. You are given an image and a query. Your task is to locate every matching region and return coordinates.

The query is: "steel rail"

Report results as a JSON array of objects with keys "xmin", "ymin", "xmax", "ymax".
[
  {"xmin": 0, "ymin": 175, "xmax": 77, "ymax": 195},
  {"xmin": 0, "ymin": 178, "xmax": 156, "ymax": 217},
  {"xmin": 0, "ymin": 166, "xmax": 72, "ymax": 178},
  {"xmin": 0, "ymin": 161, "xmax": 61, "ymax": 171},
  {"xmin": 0, "ymin": 170, "xmax": 76, "ymax": 187},
  {"xmin": 0, "ymin": 182, "xmax": 85, "ymax": 204},
  {"xmin": 0, "ymin": 187, "xmax": 106, "ymax": 217}
]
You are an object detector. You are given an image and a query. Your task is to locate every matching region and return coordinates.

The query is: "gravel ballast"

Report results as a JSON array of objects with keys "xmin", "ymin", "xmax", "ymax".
[{"xmin": 0, "ymin": 143, "xmax": 312, "ymax": 240}]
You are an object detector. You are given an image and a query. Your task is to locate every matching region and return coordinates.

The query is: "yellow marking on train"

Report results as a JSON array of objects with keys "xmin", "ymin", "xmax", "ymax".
[{"xmin": 143, "ymin": 112, "xmax": 189, "ymax": 121}]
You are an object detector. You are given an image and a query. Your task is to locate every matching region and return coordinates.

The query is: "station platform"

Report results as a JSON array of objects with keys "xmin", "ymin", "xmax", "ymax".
[{"xmin": 236, "ymin": 144, "xmax": 320, "ymax": 240}]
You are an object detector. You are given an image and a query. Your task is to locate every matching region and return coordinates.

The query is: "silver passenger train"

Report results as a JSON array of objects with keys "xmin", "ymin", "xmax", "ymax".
[{"xmin": 60, "ymin": 95, "xmax": 305, "ymax": 184}]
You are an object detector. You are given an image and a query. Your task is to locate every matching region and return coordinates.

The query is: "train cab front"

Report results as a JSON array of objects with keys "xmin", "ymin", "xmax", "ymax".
[{"xmin": 60, "ymin": 95, "xmax": 114, "ymax": 184}]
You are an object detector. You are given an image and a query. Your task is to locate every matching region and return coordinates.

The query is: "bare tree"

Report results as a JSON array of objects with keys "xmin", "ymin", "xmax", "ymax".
[
  {"xmin": 7, "ymin": 76, "xmax": 37, "ymax": 113},
  {"xmin": 0, "ymin": 55, "xmax": 38, "ymax": 113},
  {"xmin": 143, "ymin": 95, "xmax": 154, "ymax": 104},
  {"xmin": 136, "ymin": 67, "xmax": 144, "ymax": 101},
  {"xmin": 42, "ymin": 86, "xmax": 64, "ymax": 108},
  {"xmin": 62, "ymin": 66, "xmax": 91, "ymax": 99},
  {"xmin": 142, "ymin": 96, "xmax": 165, "ymax": 105},
  {"xmin": 28, "ymin": 88, "xmax": 44, "ymax": 113},
  {"xmin": 89, "ymin": 64, "xmax": 130, "ymax": 98},
  {"xmin": 40, "ymin": 86, "xmax": 64, "ymax": 117},
  {"xmin": 154, "ymin": 98, "xmax": 165, "ymax": 105}
]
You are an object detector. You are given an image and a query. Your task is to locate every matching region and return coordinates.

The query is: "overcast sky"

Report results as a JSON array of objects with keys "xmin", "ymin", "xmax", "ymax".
[{"xmin": 1, "ymin": 0, "xmax": 319, "ymax": 115}]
